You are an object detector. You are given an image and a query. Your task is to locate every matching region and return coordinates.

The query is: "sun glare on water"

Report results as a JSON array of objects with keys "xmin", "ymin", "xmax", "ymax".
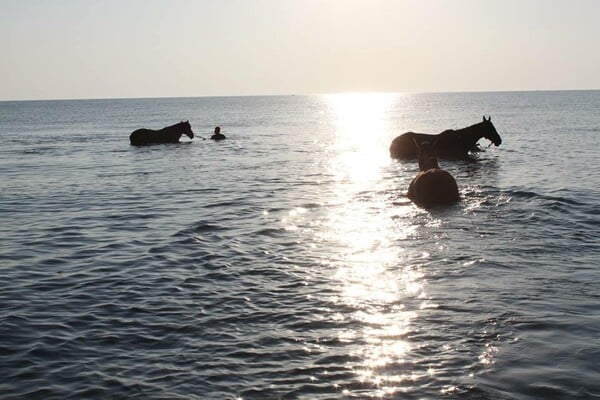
[
  {"xmin": 325, "ymin": 93, "xmax": 397, "ymax": 186},
  {"xmin": 315, "ymin": 93, "xmax": 429, "ymax": 392}
]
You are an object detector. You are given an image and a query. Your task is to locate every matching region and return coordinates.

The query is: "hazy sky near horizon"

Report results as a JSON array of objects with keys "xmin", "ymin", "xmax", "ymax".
[{"xmin": 1, "ymin": 0, "xmax": 599, "ymax": 100}]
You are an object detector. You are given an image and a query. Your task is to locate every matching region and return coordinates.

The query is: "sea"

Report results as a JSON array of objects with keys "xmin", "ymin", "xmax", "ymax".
[{"xmin": 1, "ymin": 91, "xmax": 599, "ymax": 399}]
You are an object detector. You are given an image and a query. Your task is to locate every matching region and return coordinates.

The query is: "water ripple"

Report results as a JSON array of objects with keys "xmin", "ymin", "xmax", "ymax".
[{"xmin": 2, "ymin": 93, "xmax": 599, "ymax": 399}]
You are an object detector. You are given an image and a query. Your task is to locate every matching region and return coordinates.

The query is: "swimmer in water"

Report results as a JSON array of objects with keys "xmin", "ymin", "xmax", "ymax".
[{"xmin": 210, "ymin": 126, "xmax": 226, "ymax": 140}]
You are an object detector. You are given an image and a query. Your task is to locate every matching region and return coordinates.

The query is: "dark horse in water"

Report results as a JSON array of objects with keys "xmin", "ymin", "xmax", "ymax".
[
  {"xmin": 408, "ymin": 140, "xmax": 459, "ymax": 208},
  {"xmin": 130, "ymin": 121, "xmax": 194, "ymax": 145},
  {"xmin": 390, "ymin": 116, "xmax": 501, "ymax": 159}
]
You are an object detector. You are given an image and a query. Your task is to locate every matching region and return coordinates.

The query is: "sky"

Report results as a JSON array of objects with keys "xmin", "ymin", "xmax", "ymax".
[{"xmin": 1, "ymin": 0, "xmax": 599, "ymax": 100}]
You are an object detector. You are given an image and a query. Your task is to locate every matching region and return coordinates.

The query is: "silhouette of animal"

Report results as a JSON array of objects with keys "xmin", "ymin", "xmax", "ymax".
[
  {"xmin": 407, "ymin": 140, "xmax": 460, "ymax": 208},
  {"xmin": 390, "ymin": 116, "xmax": 501, "ymax": 159},
  {"xmin": 130, "ymin": 121, "xmax": 194, "ymax": 145}
]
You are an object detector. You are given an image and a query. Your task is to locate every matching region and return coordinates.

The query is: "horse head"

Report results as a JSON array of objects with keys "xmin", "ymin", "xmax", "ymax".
[
  {"xmin": 181, "ymin": 120, "xmax": 194, "ymax": 139},
  {"xmin": 414, "ymin": 139, "xmax": 440, "ymax": 171},
  {"xmin": 481, "ymin": 116, "xmax": 501, "ymax": 147}
]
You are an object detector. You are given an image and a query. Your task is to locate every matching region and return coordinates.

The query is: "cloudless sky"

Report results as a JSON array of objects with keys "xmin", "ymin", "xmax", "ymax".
[{"xmin": 1, "ymin": 0, "xmax": 599, "ymax": 100}]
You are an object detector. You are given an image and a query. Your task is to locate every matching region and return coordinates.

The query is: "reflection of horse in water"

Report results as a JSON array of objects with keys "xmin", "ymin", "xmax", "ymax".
[
  {"xmin": 408, "ymin": 140, "xmax": 460, "ymax": 208},
  {"xmin": 130, "ymin": 121, "xmax": 194, "ymax": 145},
  {"xmin": 390, "ymin": 116, "xmax": 501, "ymax": 159}
]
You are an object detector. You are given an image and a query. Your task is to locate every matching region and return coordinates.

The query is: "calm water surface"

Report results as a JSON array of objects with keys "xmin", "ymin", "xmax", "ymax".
[{"xmin": 1, "ymin": 91, "xmax": 599, "ymax": 399}]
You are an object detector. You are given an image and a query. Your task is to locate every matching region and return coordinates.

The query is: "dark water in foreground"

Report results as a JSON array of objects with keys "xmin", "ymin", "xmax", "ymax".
[{"xmin": 1, "ymin": 91, "xmax": 599, "ymax": 399}]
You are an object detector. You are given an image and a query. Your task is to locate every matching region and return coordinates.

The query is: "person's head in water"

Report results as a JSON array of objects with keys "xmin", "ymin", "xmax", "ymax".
[{"xmin": 211, "ymin": 126, "xmax": 225, "ymax": 140}]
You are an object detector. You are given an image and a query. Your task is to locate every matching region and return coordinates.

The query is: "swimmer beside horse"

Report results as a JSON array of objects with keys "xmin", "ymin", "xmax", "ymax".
[
  {"xmin": 210, "ymin": 126, "xmax": 226, "ymax": 140},
  {"xmin": 408, "ymin": 140, "xmax": 459, "ymax": 208},
  {"xmin": 130, "ymin": 121, "xmax": 194, "ymax": 146},
  {"xmin": 390, "ymin": 116, "xmax": 501, "ymax": 159}
]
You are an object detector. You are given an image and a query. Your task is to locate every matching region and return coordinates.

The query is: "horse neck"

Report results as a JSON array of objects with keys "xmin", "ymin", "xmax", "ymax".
[
  {"xmin": 163, "ymin": 122, "xmax": 182, "ymax": 130},
  {"xmin": 418, "ymin": 153, "xmax": 440, "ymax": 171},
  {"xmin": 455, "ymin": 123, "xmax": 487, "ymax": 146},
  {"xmin": 161, "ymin": 123, "xmax": 185, "ymax": 136}
]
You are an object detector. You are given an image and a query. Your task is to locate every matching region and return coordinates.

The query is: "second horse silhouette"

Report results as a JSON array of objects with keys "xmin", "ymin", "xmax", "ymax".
[{"xmin": 408, "ymin": 140, "xmax": 459, "ymax": 208}]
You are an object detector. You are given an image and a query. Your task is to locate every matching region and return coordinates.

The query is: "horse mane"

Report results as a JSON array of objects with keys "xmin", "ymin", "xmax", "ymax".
[
  {"xmin": 452, "ymin": 120, "xmax": 485, "ymax": 135},
  {"xmin": 444, "ymin": 120, "xmax": 489, "ymax": 149},
  {"xmin": 161, "ymin": 121, "xmax": 189, "ymax": 131}
]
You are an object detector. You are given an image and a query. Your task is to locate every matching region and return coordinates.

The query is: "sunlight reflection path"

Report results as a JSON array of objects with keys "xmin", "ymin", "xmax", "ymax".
[
  {"xmin": 318, "ymin": 93, "xmax": 430, "ymax": 393},
  {"xmin": 325, "ymin": 93, "xmax": 397, "ymax": 186}
]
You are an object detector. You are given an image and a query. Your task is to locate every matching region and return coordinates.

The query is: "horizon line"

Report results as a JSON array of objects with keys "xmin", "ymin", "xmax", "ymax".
[{"xmin": 1, "ymin": 88, "xmax": 599, "ymax": 103}]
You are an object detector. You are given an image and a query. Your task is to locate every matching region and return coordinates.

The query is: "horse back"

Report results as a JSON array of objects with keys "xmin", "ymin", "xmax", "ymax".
[
  {"xmin": 131, "ymin": 128, "xmax": 155, "ymax": 136},
  {"xmin": 130, "ymin": 128, "xmax": 152, "ymax": 145},
  {"xmin": 130, "ymin": 128, "xmax": 179, "ymax": 145},
  {"xmin": 391, "ymin": 129, "xmax": 472, "ymax": 159},
  {"xmin": 390, "ymin": 132, "xmax": 436, "ymax": 159},
  {"xmin": 408, "ymin": 168, "xmax": 459, "ymax": 207}
]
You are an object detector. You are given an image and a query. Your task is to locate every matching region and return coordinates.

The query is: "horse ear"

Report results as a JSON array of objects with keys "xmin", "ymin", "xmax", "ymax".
[{"xmin": 488, "ymin": 116, "xmax": 491, "ymax": 122}]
